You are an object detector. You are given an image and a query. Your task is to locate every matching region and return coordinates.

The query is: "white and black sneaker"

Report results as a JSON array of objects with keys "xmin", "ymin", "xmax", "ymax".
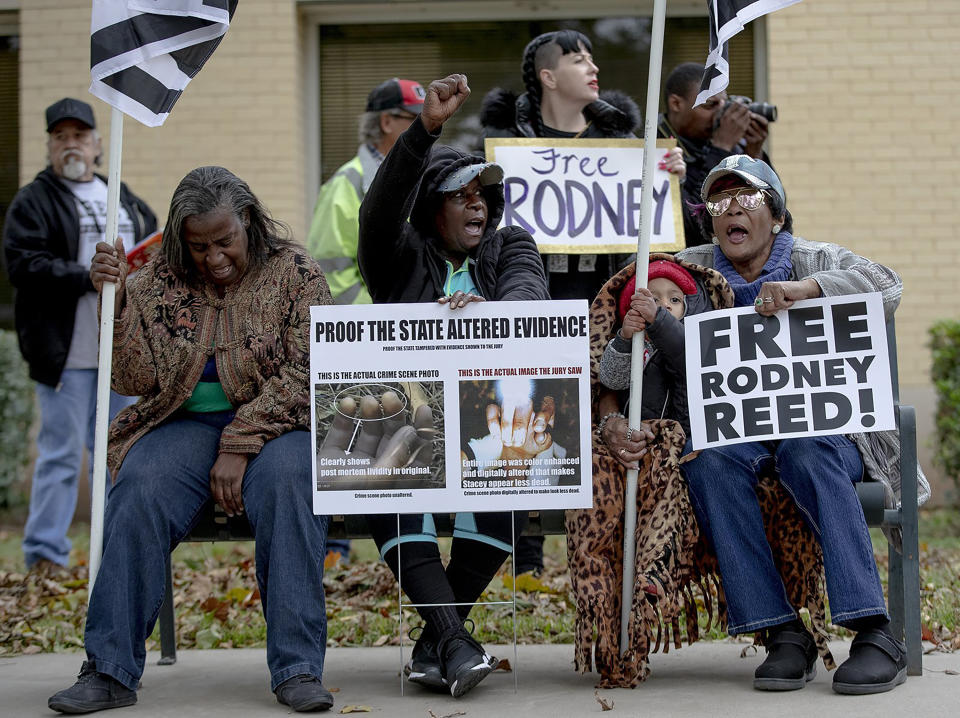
[
  {"xmin": 438, "ymin": 630, "xmax": 496, "ymax": 698},
  {"xmin": 404, "ymin": 631, "xmax": 448, "ymax": 692}
]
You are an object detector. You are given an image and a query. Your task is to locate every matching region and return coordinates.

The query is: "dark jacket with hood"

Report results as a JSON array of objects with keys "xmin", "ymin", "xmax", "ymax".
[
  {"xmin": 3, "ymin": 167, "xmax": 157, "ymax": 386},
  {"xmin": 479, "ymin": 89, "xmax": 641, "ymax": 303},
  {"xmin": 358, "ymin": 116, "xmax": 548, "ymax": 304}
]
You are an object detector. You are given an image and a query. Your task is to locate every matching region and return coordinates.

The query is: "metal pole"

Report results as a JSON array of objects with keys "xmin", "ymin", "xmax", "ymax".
[
  {"xmin": 88, "ymin": 107, "xmax": 123, "ymax": 598},
  {"xmin": 620, "ymin": 0, "xmax": 667, "ymax": 656}
]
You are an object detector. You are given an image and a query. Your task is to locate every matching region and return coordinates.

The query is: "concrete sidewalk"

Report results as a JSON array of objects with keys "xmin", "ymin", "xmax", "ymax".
[{"xmin": 2, "ymin": 641, "xmax": 957, "ymax": 718}]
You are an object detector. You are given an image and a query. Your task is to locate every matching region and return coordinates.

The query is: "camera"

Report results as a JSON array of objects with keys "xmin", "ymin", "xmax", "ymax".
[{"xmin": 727, "ymin": 95, "xmax": 777, "ymax": 122}]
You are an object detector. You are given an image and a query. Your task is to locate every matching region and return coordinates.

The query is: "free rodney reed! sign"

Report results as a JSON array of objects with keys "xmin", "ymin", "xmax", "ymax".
[
  {"xmin": 484, "ymin": 138, "xmax": 685, "ymax": 254},
  {"xmin": 684, "ymin": 293, "xmax": 895, "ymax": 450}
]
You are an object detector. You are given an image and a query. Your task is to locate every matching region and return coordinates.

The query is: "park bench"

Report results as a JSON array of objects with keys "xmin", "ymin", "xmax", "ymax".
[{"xmin": 156, "ymin": 320, "xmax": 923, "ymax": 677}]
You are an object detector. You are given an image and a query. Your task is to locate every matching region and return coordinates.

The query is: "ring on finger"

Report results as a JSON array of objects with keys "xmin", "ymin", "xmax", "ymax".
[
  {"xmin": 619, "ymin": 448, "xmax": 626, "ymax": 456},
  {"xmin": 763, "ymin": 297, "xmax": 774, "ymax": 303},
  {"xmin": 626, "ymin": 427, "xmax": 633, "ymax": 441}
]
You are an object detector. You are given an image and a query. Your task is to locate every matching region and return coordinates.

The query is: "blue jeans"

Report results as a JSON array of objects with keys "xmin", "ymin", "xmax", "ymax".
[
  {"xmin": 83, "ymin": 419, "xmax": 329, "ymax": 691},
  {"xmin": 681, "ymin": 435, "xmax": 888, "ymax": 634},
  {"xmin": 22, "ymin": 369, "xmax": 136, "ymax": 567}
]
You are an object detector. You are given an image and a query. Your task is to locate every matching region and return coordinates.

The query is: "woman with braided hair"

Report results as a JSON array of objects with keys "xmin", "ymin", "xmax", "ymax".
[
  {"xmin": 481, "ymin": 29, "xmax": 685, "ymax": 575},
  {"xmin": 482, "ymin": 29, "xmax": 687, "ymax": 299}
]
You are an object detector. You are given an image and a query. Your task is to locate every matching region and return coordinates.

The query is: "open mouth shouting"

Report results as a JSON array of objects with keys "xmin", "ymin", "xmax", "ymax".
[
  {"xmin": 725, "ymin": 220, "xmax": 750, "ymax": 244},
  {"xmin": 463, "ymin": 214, "xmax": 486, "ymax": 239}
]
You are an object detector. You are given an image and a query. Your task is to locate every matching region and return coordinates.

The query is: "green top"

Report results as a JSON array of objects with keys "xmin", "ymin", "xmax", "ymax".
[
  {"xmin": 180, "ymin": 380, "xmax": 232, "ymax": 413},
  {"xmin": 443, "ymin": 258, "xmax": 480, "ymax": 297}
]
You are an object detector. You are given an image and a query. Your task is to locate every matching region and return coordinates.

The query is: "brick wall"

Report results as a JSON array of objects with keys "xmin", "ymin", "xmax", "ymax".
[
  {"xmin": 18, "ymin": 0, "xmax": 959, "ymax": 391},
  {"xmin": 19, "ymin": 0, "xmax": 307, "ymax": 241},
  {"xmin": 767, "ymin": 0, "xmax": 960, "ymax": 388}
]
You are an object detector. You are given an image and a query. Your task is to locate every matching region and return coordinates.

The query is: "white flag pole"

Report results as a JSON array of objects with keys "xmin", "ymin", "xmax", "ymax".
[
  {"xmin": 88, "ymin": 106, "xmax": 123, "ymax": 597},
  {"xmin": 620, "ymin": 0, "xmax": 667, "ymax": 655}
]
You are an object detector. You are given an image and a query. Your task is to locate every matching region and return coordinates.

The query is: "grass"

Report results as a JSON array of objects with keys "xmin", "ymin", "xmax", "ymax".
[
  {"xmin": 868, "ymin": 509, "xmax": 960, "ymax": 639},
  {"xmin": 2, "ymin": 508, "xmax": 958, "ymax": 656}
]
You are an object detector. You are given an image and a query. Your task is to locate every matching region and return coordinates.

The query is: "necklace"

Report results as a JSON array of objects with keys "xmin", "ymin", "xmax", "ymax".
[{"xmin": 573, "ymin": 120, "xmax": 593, "ymax": 139}]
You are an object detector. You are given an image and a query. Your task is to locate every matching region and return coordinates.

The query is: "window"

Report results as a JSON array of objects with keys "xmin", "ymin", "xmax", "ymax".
[{"xmin": 317, "ymin": 17, "xmax": 754, "ymax": 181}]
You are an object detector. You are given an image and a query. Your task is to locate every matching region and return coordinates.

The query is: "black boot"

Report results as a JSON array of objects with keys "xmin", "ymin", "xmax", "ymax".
[
  {"xmin": 753, "ymin": 621, "xmax": 818, "ymax": 691},
  {"xmin": 48, "ymin": 661, "xmax": 137, "ymax": 714},
  {"xmin": 274, "ymin": 675, "xmax": 334, "ymax": 712},
  {"xmin": 833, "ymin": 627, "xmax": 907, "ymax": 695}
]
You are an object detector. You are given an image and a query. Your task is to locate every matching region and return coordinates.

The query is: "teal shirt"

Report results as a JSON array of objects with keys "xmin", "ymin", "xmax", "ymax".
[{"xmin": 443, "ymin": 258, "xmax": 481, "ymax": 297}]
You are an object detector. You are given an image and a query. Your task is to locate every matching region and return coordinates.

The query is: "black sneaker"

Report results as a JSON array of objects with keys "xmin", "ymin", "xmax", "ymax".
[
  {"xmin": 833, "ymin": 628, "xmax": 908, "ymax": 695},
  {"xmin": 404, "ymin": 630, "xmax": 447, "ymax": 692},
  {"xmin": 48, "ymin": 661, "xmax": 137, "ymax": 714},
  {"xmin": 753, "ymin": 623, "xmax": 818, "ymax": 691},
  {"xmin": 275, "ymin": 674, "xmax": 334, "ymax": 712},
  {"xmin": 438, "ymin": 629, "xmax": 495, "ymax": 698}
]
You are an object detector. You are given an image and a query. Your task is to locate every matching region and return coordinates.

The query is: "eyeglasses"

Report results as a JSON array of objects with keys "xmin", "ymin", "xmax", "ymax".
[{"xmin": 705, "ymin": 188, "xmax": 767, "ymax": 216}]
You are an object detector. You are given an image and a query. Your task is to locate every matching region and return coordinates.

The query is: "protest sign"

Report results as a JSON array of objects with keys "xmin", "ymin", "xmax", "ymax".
[
  {"xmin": 685, "ymin": 293, "xmax": 894, "ymax": 450},
  {"xmin": 484, "ymin": 138, "xmax": 685, "ymax": 254},
  {"xmin": 310, "ymin": 300, "xmax": 592, "ymax": 514}
]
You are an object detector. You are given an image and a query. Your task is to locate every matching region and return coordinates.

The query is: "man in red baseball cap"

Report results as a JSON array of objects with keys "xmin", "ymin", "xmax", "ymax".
[
  {"xmin": 307, "ymin": 78, "xmax": 426, "ymax": 307},
  {"xmin": 306, "ymin": 78, "xmax": 425, "ymax": 562}
]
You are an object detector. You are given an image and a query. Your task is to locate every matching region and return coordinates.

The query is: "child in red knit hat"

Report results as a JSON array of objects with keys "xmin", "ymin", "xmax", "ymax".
[{"xmin": 598, "ymin": 258, "xmax": 705, "ymax": 435}]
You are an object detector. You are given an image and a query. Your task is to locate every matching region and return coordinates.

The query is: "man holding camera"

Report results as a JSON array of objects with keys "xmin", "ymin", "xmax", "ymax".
[{"xmin": 659, "ymin": 62, "xmax": 772, "ymax": 247}]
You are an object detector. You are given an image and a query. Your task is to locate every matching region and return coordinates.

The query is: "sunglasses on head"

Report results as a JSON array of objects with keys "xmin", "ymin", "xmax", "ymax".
[{"xmin": 705, "ymin": 187, "xmax": 767, "ymax": 216}]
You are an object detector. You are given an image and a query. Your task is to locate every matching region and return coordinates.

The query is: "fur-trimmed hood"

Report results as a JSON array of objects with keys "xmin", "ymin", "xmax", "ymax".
[{"xmin": 480, "ymin": 87, "xmax": 641, "ymax": 139}]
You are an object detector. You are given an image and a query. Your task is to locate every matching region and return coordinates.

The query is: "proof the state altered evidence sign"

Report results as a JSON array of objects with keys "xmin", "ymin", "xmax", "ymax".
[
  {"xmin": 309, "ymin": 301, "xmax": 592, "ymax": 514},
  {"xmin": 685, "ymin": 293, "xmax": 894, "ymax": 450}
]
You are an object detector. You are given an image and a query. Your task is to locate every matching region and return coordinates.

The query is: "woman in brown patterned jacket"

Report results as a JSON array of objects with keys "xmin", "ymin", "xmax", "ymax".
[{"xmin": 48, "ymin": 167, "xmax": 337, "ymax": 715}]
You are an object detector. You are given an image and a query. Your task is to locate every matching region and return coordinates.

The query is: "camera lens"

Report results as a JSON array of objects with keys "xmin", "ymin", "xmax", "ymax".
[{"xmin": 747, "ymin": 102, "xmax": 778, "ymax": 122}]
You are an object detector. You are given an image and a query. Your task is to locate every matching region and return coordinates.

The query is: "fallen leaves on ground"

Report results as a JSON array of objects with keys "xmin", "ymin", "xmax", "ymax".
[
  {"xmin": 594, "ymin": 690, "xmax": 614, "ymax": 711},
  {"xmin": 0, "ymin": 540, "xmax": 576, "ymax": 655},
  {"xmin": 3, "ymin": 524, "xmax": 959, "ymax": 657},
  {"xmin": 338, "ymin": 706, "xmax": 372, "ymax": 714},
  {"xmin": 0, "ymin": 564, "xmax": 89, "ymax": 655},
  {"xmin": 502, "ymin": 570, "xmax": 556, "ymax": 594}
]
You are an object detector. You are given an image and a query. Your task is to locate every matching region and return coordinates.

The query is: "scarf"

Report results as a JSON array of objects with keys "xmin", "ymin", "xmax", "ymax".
[
  {"xmin": 713, "ymin": 231, "xmax": 795, "ymax": 307},
  {"xmin": 567, "ymin": 259, "xmax": 834, "ymax": 688}
]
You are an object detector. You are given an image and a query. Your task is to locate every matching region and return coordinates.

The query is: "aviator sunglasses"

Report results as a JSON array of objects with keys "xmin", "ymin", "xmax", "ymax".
[{"xmin": 705, "ymin": 187, "xmax": 767, "ymax": 216}]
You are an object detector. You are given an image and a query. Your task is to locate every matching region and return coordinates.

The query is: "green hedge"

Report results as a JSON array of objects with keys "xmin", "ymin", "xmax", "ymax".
[
  {"xmin": 930, "ymin": 320, "xmax": 960, "ymax": 491},
  {"xmin": 0, "ymin": 330, "xmax": 34, "ymax": 507}
]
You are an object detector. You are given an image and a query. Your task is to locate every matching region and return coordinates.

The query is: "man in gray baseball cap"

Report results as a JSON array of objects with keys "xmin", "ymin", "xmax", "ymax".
[{"xmin": 45, "ymin": 97, "xmax": 97, "ymax": 133}]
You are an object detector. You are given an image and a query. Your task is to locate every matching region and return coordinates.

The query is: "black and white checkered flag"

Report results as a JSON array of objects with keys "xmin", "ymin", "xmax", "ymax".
[
  {"xmin": 695, "ymin": 0, "xmax": 800, "ymax": 107},
  {"xmin": 90, "ymin": 0, "xmax": 237, "ymax": 127}
]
